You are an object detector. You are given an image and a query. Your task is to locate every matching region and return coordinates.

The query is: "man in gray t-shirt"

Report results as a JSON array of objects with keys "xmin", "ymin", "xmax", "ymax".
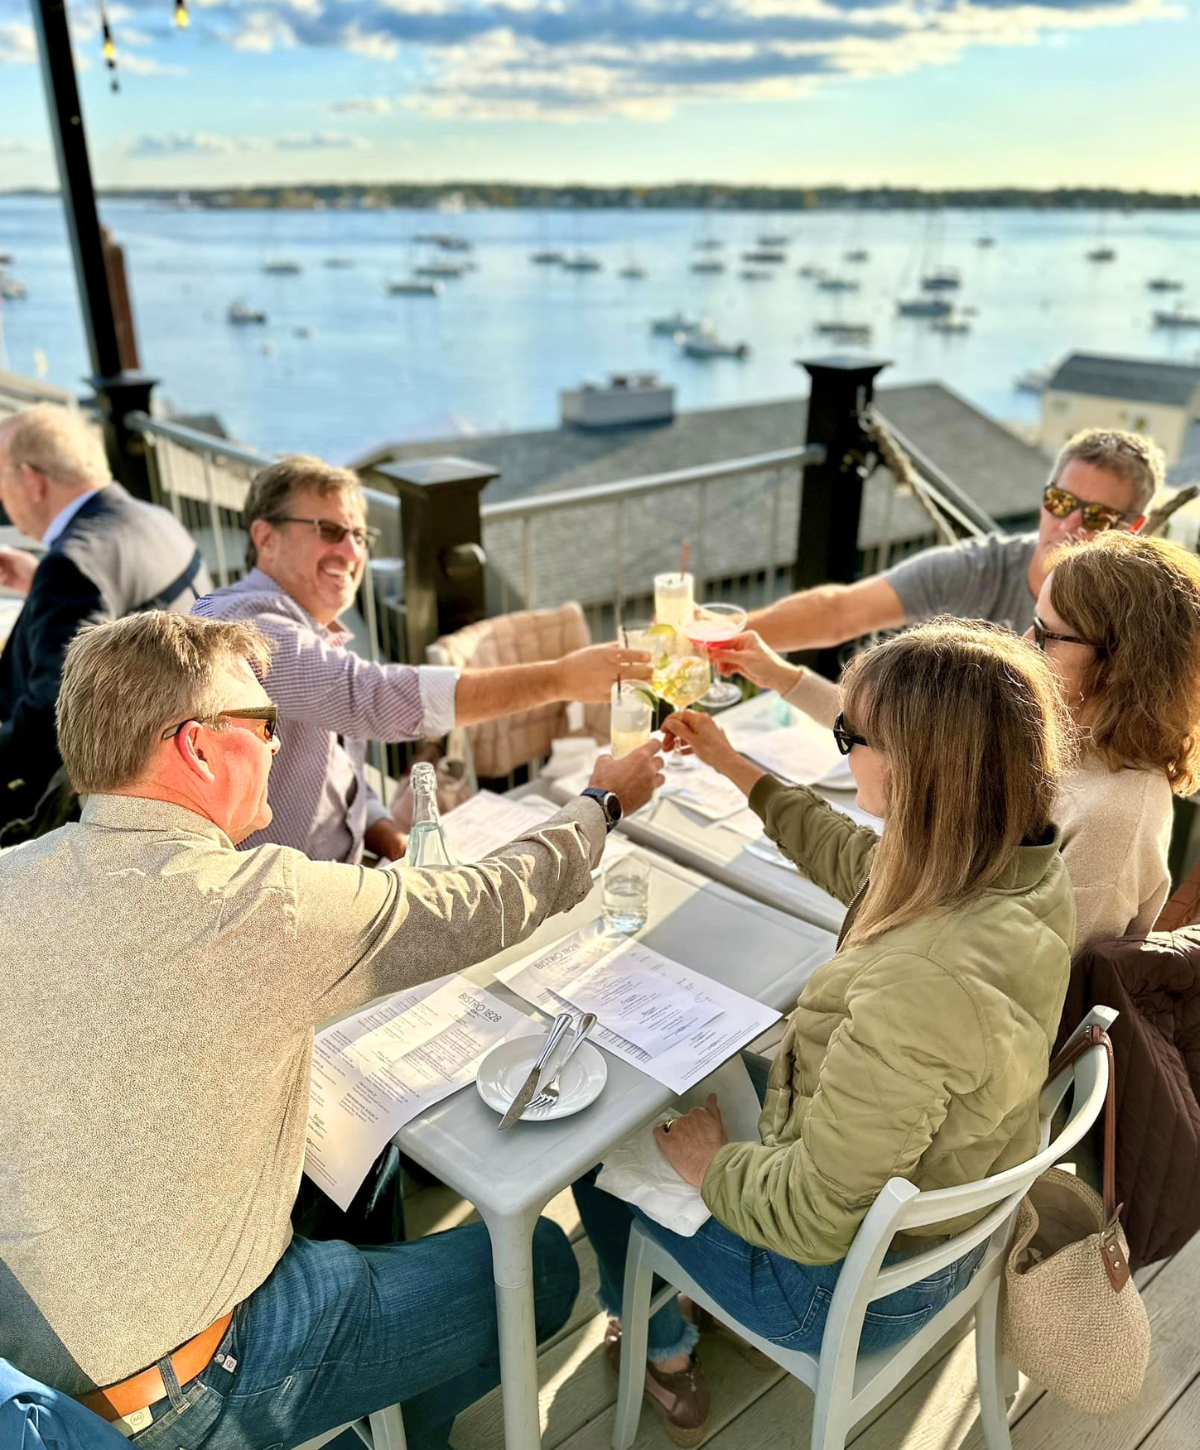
[{"xmin": 746, "ymin": 428, "xmax": 1161, "ymax": 654}]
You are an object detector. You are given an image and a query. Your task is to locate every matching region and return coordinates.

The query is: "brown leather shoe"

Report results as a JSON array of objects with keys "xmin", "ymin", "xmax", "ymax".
[{"xmin": 603, "ymin": 1318, "xmax": 711, "ymax": 1448}]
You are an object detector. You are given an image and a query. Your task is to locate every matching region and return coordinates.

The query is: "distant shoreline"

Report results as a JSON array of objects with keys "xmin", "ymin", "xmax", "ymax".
[{"xmin": 4, "ymin": 183, "xmax": 1200, "ymax": 212}]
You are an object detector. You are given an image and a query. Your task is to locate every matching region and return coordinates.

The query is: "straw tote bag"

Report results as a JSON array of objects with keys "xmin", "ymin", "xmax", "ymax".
[{"xmin": 1003, "ymin": 1026, "xmax": 1151, "ymax": 1413}]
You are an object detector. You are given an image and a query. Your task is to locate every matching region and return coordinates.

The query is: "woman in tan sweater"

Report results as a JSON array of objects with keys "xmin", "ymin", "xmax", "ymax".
[{"xmin": 713, "ymin": 531, "xmax": 1200, "ymax": 950}]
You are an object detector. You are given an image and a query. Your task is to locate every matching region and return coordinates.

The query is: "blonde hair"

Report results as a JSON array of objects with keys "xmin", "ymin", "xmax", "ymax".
[
  {"xmin": 1049, "ymin": 531, "xmax": 1200, "ymax": 794},
  {"xmin": 0, "ymin": 404, "xmax": 111, "ymax": 488},
  {"xmin": 57, "ymin": 612, "xmax": 272, "ymax": 794},
  {"xmin": 243, "ymin": 454, "xmax": 364, "ymax": 568},
  {"xmin": 839, "ymin": 618, "xmax": 1071, "ymax": 948},
  {"xmin": 1050, "ymin": 429, "xmax": 1164, "ymax": 517}
]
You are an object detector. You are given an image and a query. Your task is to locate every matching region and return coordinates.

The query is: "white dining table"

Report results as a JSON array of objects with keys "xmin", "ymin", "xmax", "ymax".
[
  {"xmin": 390, "ymin": 845, "xmax": 837, "ymax": 1450},
  {"xmin": 541, "ymin": 693, "xmax": 869, "ymax": 935}
]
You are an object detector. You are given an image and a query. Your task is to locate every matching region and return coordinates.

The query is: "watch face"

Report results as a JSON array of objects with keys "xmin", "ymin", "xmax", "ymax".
[{"xmin": 605, "ymin": 793, "xmax": 621, "ymax": 822}]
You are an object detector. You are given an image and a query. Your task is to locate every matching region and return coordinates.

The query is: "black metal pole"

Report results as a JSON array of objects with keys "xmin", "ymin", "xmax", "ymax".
[
  {"xmin": 31, "ymin": 0, "xmax": 156, "ymax": 499},
  {"xmin": 794, "ymin": 354, "xmax": 890, "ymax": 679}
]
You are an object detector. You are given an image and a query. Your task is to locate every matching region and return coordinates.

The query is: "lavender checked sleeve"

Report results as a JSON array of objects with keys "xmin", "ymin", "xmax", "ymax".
[{"xmin": 254, "ymin": 606, "xmax": 459, "ymax": 742}]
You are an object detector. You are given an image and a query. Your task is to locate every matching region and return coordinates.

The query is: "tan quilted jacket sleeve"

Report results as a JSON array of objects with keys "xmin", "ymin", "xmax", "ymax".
[
  {"xmin": 701, "ymin": 951, "xmax": 989, "ymax": 1264},
  {"xmin": 749, "ymin": 775, "xmax": 878, "ymax": 907}
]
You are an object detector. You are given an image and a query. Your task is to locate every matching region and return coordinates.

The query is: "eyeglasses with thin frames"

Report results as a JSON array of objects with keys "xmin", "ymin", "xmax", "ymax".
[
  {"xmin": 266, "ymin": 515, "xmax": 381, "ymax": 551},
  {"xmin": 161, "ymin": 706, "xmax": 281, "ymax": 747},
  {"xmin": 832, "ymin": 711, "xmax": 869, "ymax": 756},
  {"xmin": 1042, "ymin": 485, "xmax": 1136, "ymax": 534},
  {"xmin": 1031, "ymin": 615, "xmax": 1105, "ymax": 655}
]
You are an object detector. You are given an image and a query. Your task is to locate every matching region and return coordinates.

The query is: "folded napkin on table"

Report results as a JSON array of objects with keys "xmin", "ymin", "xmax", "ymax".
[{"xmin": 595, "ymin": 1056, "xmax": 765, "ymax": 1237}]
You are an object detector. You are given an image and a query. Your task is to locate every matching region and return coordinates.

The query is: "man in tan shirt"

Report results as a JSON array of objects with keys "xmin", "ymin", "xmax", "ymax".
[{"xmin": 0, "ymin": 610, "xmax": 662, "ymax": 1448}]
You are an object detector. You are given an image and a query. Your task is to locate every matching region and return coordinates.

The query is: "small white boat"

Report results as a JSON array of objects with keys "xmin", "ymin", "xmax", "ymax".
[
  {"xmin": 436, "ymin": 236, "xmax": 472, "ymax": 252},
  {"xmin": 561, "ymin": 253, "xmax": 602, "ymax": 272},
  {"xmin": 683, "ymin": 326, "xmax": 749, "ymax": 359},
  {"xmin": 897, "ymin": 297, "xmax": 953, "ymax": 319},
  {"xmin": 650, "ymin": 311, "xmax": 703, "ymax": 336},
  {"xmin": 1014, "ymin": 368, "xmax": 1050, "ymax": 394},
  {"xmin": 0, "ymin": 251, "xmax": 14, "ymax": 265},
  {"xmin": 294, "ymin": 326, "xmax": 313, "ymax": 339},
  {"xmin": 531, "ymin": 249, "xmax": 563, "ymax": 264},
  {"xmin": 263, "ymin": 259, "xmax": 302, "ymax": 275},
  {"xmin": 694, "ymin": 238, "xmax": 723, "ymax": 250},
  {"xmin": 227, "ymin": 301, "xmax": 267, "ymax": 325},
  {"xmin": 1087, "ymin": 247, "xmax": 1117, "ymax": 263},
  {"xmin": 322, "ymin": 257, "xmax": 354, "ymax": 269},
  {"xmin": 739, "ymin": 268, "xmax": 772, "ymax": 281},
  {"xmin": 921, "ymin": 268, "xmax": 961, "ymax": 292},
  {"xmin": 757, "ymin": 233, "xmax": 788, "ymax": 247},
  {"xmin": 814, "ymin": 321, "xmax": 872, "ymax": 340},
  {"xmin": 1153, "ymin": 309, "xmax": 1200, "ymax": 330},
  {"xmin": 387, "ymin": 278, "xmax": 442, "ymax": 296},
  {"xmin": 742, "ymin": 249, "xmax": 786, "ymax": 264},
  {"xmin": 844, "ymin": 249, "xmax": 869, "ymax": 263},
  {"xmin": 618, "ymin": 264, "xmax": 648, "ymax": 279},
  {"xmin": 797, "ymin": 264, "xmax": 825, "ymax": 279},
  {"xmin": 0, "ymin": 275, "xmax": 27, "ymax": 300},
  {"xmin": 1147, "ymin": 277, "xmax": 1184, "ymax": 292},
  {"xmin": 931, "ymin": 317, "xmax": 971, "ymax": 335},
  {"xmin": 414, "ymin": 262, "xmax": 467, "ymax": 278},
  {"xmin": 690, "ymin": 259, "xmax": 725, "ymax": 275},
  {"xmin": 976, "ymin": 237, "xmax": 996, "ymax": 249},
  {"xmin": 817, "ymin": 276, "xmax": 859, "ymax": 293}
]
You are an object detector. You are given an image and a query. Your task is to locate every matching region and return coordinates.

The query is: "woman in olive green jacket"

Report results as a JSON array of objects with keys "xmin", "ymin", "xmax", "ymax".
[{"xmin": 573, "ymin": 620, "xmax": 1075, "ymax": 1444}]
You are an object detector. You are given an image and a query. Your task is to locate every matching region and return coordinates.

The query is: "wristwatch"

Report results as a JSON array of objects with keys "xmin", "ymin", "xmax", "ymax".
[{"xmin": 580, "ymin": 787, "xmax": 623, "ymax": 834}]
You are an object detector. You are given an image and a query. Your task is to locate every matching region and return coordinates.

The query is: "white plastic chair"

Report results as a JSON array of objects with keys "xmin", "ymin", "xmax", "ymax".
[
  {"xmin": 613, "ymin": 1005, "xmax": 1117, "ymax": 1450},
  {"xmin": 296, "ymin": 1404, "xmax": 406, "ymax": 1450}
]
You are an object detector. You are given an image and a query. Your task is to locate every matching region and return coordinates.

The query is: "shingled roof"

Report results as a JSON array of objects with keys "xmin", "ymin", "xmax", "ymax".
[
  {"xmin": 355, "ymin": 380, "xmax": 1050, "ymax": 547},
  {"xmin": 1046, "ymin": 353, "xmax": 1200, "ymax": 410}
]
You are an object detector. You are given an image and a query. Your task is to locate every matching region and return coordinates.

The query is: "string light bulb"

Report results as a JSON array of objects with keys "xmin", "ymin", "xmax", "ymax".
[
  {"xmin": 174, "ymin": 0, "xmax": 190, "ymax": 29},
  {"xmin": 98, "ymin": 1, "xmax": 119, "ymax": 91}
]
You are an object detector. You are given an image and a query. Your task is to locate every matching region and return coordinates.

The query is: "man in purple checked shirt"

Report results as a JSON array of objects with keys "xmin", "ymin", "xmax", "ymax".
[{"xmin": 195, "ymin": 454, "xmax": 650, "ymax": 865}]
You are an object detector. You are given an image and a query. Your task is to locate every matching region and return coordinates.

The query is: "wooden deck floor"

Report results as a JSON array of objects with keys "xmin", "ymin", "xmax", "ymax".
[{"xmin": 408, "ymin": 1184, "xmax": 1200, "ymax": 1450}]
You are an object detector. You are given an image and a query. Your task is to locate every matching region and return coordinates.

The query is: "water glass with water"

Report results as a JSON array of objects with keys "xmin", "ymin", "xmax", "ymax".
[{"xmin": 603, "ymin": 856, "xmax": 651, "ymax": 936}]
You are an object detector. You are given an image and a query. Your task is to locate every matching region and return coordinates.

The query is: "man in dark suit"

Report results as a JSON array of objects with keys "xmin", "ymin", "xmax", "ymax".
[{"xmin": 0, "ymin": 405, "xmax": 211, "ymax": 836}]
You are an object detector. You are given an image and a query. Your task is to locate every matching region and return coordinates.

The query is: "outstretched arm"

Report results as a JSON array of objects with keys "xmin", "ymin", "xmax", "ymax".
[{"xmin": 745, "ymin": 576, "xmax": 906, "ymax": 653}]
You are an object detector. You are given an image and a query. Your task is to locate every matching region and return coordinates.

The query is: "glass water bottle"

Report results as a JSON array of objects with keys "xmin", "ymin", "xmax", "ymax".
[{"xmin": 401, "ymin": 761, "xmax": 458, "ymax": 869}]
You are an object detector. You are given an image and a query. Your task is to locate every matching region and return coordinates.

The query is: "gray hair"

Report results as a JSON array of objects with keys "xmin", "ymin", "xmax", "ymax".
[
  {"xmin": 1050, "ymin": 429, "xmax": 1164, "ymax": 517},
  {"xmin": 0, "ymin": 404, "xmax": 111, "ymax": 489},
  {"xmin": 57, "ymin": 612, "xmax": 272, "ymax": 794}
]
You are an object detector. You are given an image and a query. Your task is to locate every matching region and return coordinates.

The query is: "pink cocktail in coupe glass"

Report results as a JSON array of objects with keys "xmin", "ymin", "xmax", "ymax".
[{"xmin": 684, "ymin": 602, "xmax": 747, "ymax": 709}]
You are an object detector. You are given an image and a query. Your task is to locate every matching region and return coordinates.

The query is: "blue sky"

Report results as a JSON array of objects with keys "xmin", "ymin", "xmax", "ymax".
[{"xmin": 1, "ymin": 0, "xmax": 1197, "ymax": 191}]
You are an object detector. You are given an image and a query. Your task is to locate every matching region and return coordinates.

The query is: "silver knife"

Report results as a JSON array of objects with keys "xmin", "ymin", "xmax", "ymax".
[
  {"xmin": 498, "ymin": 1012, "xmax": 574, "ymax": 1130},
  {"xmin": 534, "ymin": 1013, "xmax": 597, "ymax": 1102}
]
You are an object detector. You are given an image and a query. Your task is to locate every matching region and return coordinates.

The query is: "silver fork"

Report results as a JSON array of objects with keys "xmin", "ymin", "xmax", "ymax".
[{"xmin": 526, "ymin": 1013, "xmax": 597, "ymax": 1113}]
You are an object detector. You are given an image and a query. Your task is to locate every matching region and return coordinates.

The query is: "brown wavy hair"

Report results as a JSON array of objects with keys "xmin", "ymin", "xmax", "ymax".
[
  {"xmin": 839, "ymin": 618, "xmax": 1072, "ymax": 947},
  {"xmin": 1049, "ymin": 531, "xmax": 1200, "ymax": 794}
]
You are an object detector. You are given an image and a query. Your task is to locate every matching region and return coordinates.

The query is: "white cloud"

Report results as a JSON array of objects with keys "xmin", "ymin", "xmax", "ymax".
[
  {"xmin": 274, "ymin": 130, "xmax": 372, "ymax": 148},
  {"xmin": 0, "ymin": 19, "xmax": 37, "ymax": 64},
  {"xmin": 230, "ymin": 11, "xmax": 299, "ymax": 51},
  {"xmin": 119, "ymin": 53, "xmax": 188, "ymax": 76},
  {"xmin": 327, "ymin": 95, "xmax": 395, "ymax": 113},
  {"xmin": 129, "ymin": 131, "xmax": 263, "ymax": 156}
]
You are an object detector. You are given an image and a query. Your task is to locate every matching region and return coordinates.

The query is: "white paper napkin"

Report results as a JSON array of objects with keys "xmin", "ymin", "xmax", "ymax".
[{"xmin": 595, "ymin": 1056, "xmax": 765, "ymax": 1237}]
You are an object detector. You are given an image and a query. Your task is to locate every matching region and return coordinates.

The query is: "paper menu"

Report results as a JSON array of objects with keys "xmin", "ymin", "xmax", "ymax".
[
  {"xmin": 724, "ymin": 722, "xmax": 843, "ymax": 788},
  {"xmin": 304, "ymin": 974, "xmax": 533, "ymax": 1211},
  {"xmin": 660, "ymin": 765, "xmax": 749, "ymax": 822},
  {"xmin": 497, "ymin": 924, "xmax": 780, "ymax": 1094}
]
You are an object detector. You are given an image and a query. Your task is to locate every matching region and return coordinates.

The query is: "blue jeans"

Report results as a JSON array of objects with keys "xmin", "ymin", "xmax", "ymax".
[
  {"xmin": 572, "ymin": 1053, "xmax": 984, "ymax": 1362},
  {"xmin": 129, "ymin": 1222, "xmax": 579, "ymax": 1450}
]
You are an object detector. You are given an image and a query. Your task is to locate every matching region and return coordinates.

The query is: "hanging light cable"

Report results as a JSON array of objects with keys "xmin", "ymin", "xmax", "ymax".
[
  {"xmin": 98, "ymin": 0, "xmax": 119, "ymax": 91},
  {"xmin": 174, "ymin": 0, "xmax": 190, "ymax": 29}
]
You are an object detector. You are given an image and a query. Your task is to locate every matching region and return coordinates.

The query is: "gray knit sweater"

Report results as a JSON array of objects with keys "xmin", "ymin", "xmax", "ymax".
[{"xmin": 0, "ymin": 793, "xmax": 604, "ymax": 1393}]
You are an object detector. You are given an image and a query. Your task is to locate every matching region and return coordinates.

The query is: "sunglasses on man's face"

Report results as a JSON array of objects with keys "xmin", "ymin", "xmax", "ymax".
[
  {"xmin": 832, "ymin": 711, "xmax": 869, "ymax": 756},
  {"xmin": 267, "ymin": 515, "xmax": 381, "ymax": 551},
  {"xmin": 1042, "ymin": 485, "xmax": 1133, "ymax": 534},
  {"xmin": 161, "ymin": 705, "xmax": 280, "ymax": 747}
]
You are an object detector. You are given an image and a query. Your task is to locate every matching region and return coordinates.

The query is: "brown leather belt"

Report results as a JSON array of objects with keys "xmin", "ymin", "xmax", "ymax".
[{"xmin": 76, "ymin": 1312, "xmax": 233, "ymax": 1424}]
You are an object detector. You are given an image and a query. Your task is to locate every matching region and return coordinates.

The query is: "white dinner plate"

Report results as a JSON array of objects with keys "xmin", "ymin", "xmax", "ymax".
[{"xmin": 477, "ymin": 1034, "xmax": 608, "ymax": 1123}]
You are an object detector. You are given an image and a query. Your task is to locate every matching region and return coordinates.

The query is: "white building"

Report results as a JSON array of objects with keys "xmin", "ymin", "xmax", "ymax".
[{"xmin": 1040, "ymin": 353, "xmax": 1200, "ymax": 467}]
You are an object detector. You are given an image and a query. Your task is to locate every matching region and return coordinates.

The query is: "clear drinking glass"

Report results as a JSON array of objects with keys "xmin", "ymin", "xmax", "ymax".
[
  {"xmin": 653, "ymin": 572, "xmax": 695, "ymax": 637},
  {"xmin": 685, "ymin": 602, "xmax": 748, "ymax": 710},
  {"xmin": 610, "ymin": 680, "xmax": 653, "ymax": 759},
  {"xmin": 603, "ymin": 856, "xmax": 650, "ymax": 935}
]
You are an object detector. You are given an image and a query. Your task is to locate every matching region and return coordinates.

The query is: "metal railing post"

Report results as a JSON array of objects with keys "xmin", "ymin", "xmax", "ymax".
[
  {"xmin": 794, "ymin": 354, "xmax": 890, "ymax": 678},
  {"xmin": 365, "ymin": 456, "xmax": 498, "ymax": 666}
]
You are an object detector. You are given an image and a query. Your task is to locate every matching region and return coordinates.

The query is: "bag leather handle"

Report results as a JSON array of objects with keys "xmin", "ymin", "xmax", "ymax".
[{"xmin": 1045, "ymin": 1025, "xmax": 1128, "ymax": 1290}]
